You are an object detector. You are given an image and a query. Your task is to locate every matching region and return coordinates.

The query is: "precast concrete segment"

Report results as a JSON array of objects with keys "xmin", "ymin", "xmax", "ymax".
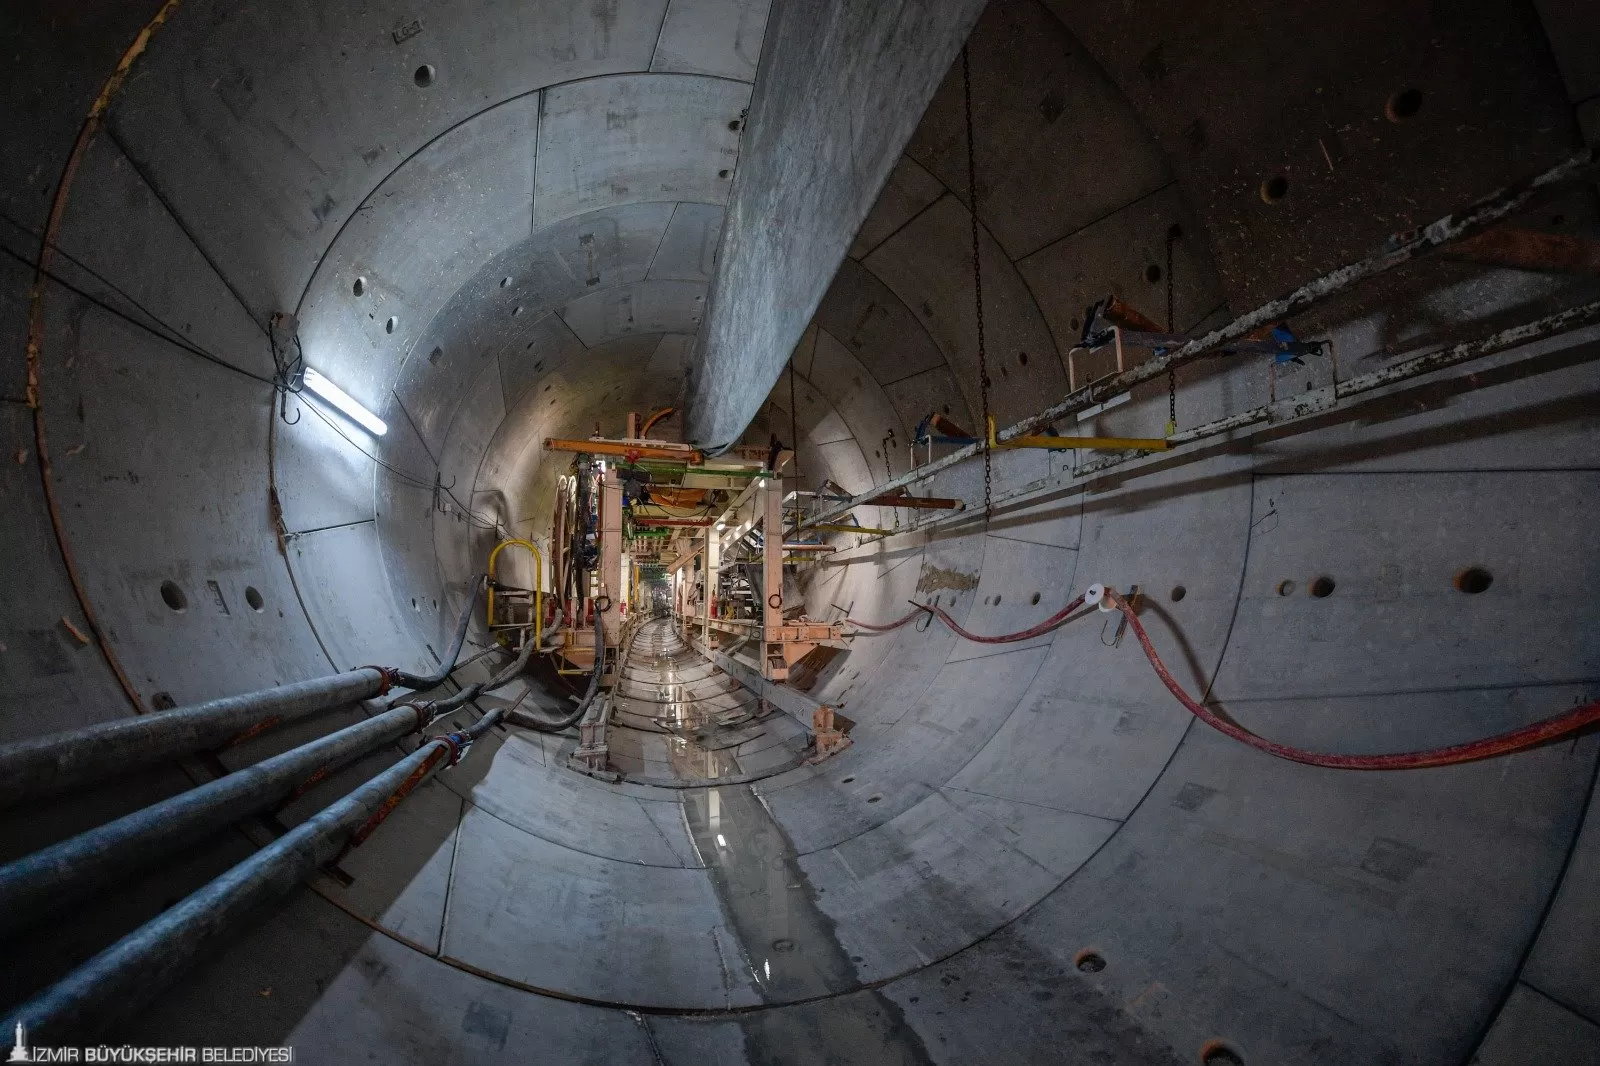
[{"xmin": 8, "ymin": 0, "xmax": 1600, "ymax": 1060}]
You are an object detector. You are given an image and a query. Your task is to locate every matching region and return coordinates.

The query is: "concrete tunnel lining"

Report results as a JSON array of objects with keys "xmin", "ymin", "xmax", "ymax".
[{"xmin": 3, "ymin": 0, "xmax": 1600, "ymax": 1062}]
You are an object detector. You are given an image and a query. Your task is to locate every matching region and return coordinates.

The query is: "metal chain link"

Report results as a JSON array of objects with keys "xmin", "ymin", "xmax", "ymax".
[
  {"xmin": 962, "ymin": 46, "xmax": 992, "ymax": 516},
  {"xmin": 1165, "ymin": 224, "xmax": 1179, "ymax": 436},
  {"xmin": 788, "ymin": 355, "xmax": 801, "ymax": 529}
]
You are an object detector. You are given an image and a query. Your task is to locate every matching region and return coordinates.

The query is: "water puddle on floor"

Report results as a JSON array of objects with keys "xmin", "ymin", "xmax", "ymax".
[
  {"xmin": 608, "ymin": 620, "xmax": 809, "ymax": 786},
  {"xmin": 682, "ymin": 784, "xmax": 933, "ymax": 1064}
]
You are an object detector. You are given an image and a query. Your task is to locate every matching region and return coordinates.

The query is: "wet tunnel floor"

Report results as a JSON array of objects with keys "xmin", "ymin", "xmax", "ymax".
[
  {"xmin": 608, "ymin": 620, "xmax": 812, "ymax": 787},
  {"xmin": 680, "ymin": 784, "xmax": 935, "ymax": 1064},
  {"xmin": 612, "ymin": 622, "xmax": 932, "ymax": 1060}
]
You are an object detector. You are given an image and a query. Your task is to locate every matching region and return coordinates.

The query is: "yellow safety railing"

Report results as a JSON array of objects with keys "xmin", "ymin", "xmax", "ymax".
[{"xmin": 487, "ymin": 538, "xmax": 543, "ymax": 650}]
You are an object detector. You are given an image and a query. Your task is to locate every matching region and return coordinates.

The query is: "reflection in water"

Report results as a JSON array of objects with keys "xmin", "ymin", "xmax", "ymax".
[
  {"xmin": 682, "ymin": 785, "xmax": 933, "ymax": 1064},
  {"xmin": 609, "ymin": 620, "xmax": 807, "ymax": 785},
  {"xmin": 620, "ymin": 621, "xmax": 928, "ymax": 1061}
]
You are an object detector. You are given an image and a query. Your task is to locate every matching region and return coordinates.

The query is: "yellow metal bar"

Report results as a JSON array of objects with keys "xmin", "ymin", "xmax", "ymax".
[
  {"xmin": 986, "ymin": 415, "xmax": 1169, "ymax": 453},
  {"xmin": 487, "ymin": 538, "xmax": 543, "ymax": 650},
  {"xmin": 544, "ymin": 436, "xmax": 703, "ymax": 463}
]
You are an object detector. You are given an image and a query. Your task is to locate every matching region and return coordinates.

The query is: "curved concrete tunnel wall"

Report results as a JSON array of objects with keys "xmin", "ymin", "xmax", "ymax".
[{"xmin": 3, "ymin": 1, "xmax": 1600, "ymax": 1063}]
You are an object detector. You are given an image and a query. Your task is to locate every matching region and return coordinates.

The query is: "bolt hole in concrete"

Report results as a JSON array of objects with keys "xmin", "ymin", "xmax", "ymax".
[
  {"xmin": 160, "ymin": 580, "xmax": 187, "ymax": 612},
  {"xmin": 1074, "ymin": 949, "xmax": 1106, "ymax": 973},
  {"xmin": 244, "ymin": 586, "xmax": 264, "ymax": 612},
  {"xmin": 512, "ymin": 305, "xmax": 523, "ymax": 317},
  {"xmin": 1201, "ymin": 1041, "xmax": 1246, "ymax": 1066},
  {"xmin": 1259, "ymin": 174, "xmax": 1289, "ymax": 203},
  {"xmin": 867, "ymin": 794, "xmax": 883, "ymax": 804},
  {"xmin": 840, "ymin": 776, "xmax": 855, "ymax": 784},
  {"xmin": 413, "ymin": 63, "xmax": 435, "ymax": 87},
  {"xmin": 500, "ymin": 276, "xmax": 512, "ymax": 288},
  {"xmin": 1386, "ymin": 86, "xmax": 1423, "ymax": 122},
  {"xmin": 351, "ymin": 276, "xmax": 365, "ymax": 297},
  {"xmin": 385, "ymin": 316, "xmax": 397, "ymax": 334},
  {"xmin": 1310, "ymin": 576, "xmax": 1336, "ymax": 598},
  {"xmin": 728, "ymin": 119, "xmax": 741, "ymax": 131},
  {"xmin": 717, "ymin": 169, "xmax": 730, "ymax": 179},
  {"xmin": 993, "ymin": 594, "xmax": 1003, "ymax": 605},
  {"xmin": 1277, "ymin": 579, "xmax": 1296, "ymax": 596},
  {"xmin": 1018, "ymin": 350, "xmax": 1028, "ymax": 366},
  {"xmin": 1170, "ymin": 584, "xmax": 1187, "ymax": 602},
  {"xmin": 1455, "ymin": 566, "xmax": 1493, "ymax": 594},
  {"xmin": 771, "ymin": 938, "xmax": 796, "ymax": 953},
  {"xmin": 1030, "ymin": 592, "xmax": 1041, "ymax": 605},
  {"xmin": 1145, "ymin": 263, "xmax": 1163, "ymax": 284}
]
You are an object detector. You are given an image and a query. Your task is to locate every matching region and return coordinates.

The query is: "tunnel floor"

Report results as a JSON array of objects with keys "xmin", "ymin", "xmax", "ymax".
[{"xmin": 609, "ymin": 620, "xmax": 812, "ymax": 786}]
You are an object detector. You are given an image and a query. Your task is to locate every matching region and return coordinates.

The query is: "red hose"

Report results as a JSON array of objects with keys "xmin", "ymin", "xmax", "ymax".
[
  {"xmin": 845, "ymin": 586, "xmax": 1600, "ymax": 769},
  {"xmin": 845, "ymin": 610, "xmax": 921, "ymax": 632},
  {"xmin": 1103, "ymin": 590, "xmax": 1600, "ymax": 770}
]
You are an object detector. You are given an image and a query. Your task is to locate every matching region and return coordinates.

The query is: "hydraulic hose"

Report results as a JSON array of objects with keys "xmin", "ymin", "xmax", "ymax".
[
  {"xmin": 393, "ymin": 574, "xmax": 487, "ymax": 690},
  {"xmin": 846, "ymin": 594, "xmax": 1088, "ymax": 644},
  {"xmin": 846, "ymin": 587, "xmax": 1600, "ymax": 770},
  {"xmin": 0, "ymin": 666, "xmax": 393, "ymax": 808},
  {"xmin": 509, "ymin": 612, "xmax": 606, "ymax": 732},
  {"xmin": 1100, "ymin": 589, "xmax": 1600, "ymax": 771},
  {"xmin": 402, "ymin": 629, "xmax": 539, "ymax": 725},
  {"xmin": 7, "ymin": 708, "xmax": 502, "ymax": 1047},
  {"xmin": 0, "ymin": 702, "xmax": 430, "ymax": 937}
]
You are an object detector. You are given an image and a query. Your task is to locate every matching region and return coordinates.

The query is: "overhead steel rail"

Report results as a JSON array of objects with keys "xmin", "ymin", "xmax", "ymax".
[
  {"xmin": 855, "ymin": 298, "xmax": 1600, "ymax": 544},
  {"xmin": 798, "ymin": 146, "xmax": 1600, "ymax": 532}
]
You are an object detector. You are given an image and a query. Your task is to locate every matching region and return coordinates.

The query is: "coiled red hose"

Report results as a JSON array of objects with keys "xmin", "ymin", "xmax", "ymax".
[
  {"xmin": 1104, "ymin": 589, "xmax": 1600, "ymax": 770},
  {"xmin": 844, "ymin": 588, "xmax": 1600, "ymax": 769}
]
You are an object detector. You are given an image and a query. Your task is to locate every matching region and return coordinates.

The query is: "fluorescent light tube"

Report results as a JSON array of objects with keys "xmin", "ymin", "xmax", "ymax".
[{"xmin": 302, "ymin": 366, "xmax": 387, "ymax": 436}]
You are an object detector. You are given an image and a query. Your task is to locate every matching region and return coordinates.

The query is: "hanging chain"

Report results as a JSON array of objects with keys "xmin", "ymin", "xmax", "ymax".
[
  {"xmin": 962, "ymin": 46, "xmax": 992, "ymax": 516},
  {"xmin": 788, "ymin": 355, "xmax": 802, "ymax": 529},
  {"xmin": 1165, "ymin": 224, "xmax": 1179, "ymax": 436}
]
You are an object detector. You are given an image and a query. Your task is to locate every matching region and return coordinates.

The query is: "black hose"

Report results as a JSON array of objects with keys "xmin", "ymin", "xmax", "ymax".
[
  {"xmin": 510, "ymin": 611, "xmax": 605, "ymax": 733},
  {"xmin": 394, "ymin": 575, "xmax": 487, "ymax": 690},
  {"xmin": 413, "ymin": 632, "xmax": 540, "ymax": 728}
]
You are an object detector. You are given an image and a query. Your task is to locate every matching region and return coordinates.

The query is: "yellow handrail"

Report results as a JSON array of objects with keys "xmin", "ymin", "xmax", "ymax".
[{"xmin": 487, "ymin": 538, "xmax": 543, "ymax": 650}]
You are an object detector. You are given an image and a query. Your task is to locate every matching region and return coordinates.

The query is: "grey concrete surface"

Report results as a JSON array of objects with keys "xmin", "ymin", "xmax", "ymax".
[
  {"xmin": 4, "ymin": 1, "xmax": 1600, "ymax": 1064},
  {"xmin": 687, "ymin": 0, "xmax": 988, "ymax": 448}
]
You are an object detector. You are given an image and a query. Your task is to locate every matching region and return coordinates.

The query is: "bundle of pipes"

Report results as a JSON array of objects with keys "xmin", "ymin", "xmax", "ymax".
[
  {"xmin": 0, "ymin": 577, "xmax": 486, "ymax": 809},
  {"xmin": 0, "ymin": 574, "xmax": 554, "ymax": 1044}
]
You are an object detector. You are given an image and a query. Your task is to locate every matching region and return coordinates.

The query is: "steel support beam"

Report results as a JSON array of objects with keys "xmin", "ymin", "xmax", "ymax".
[
  {"xmin": 762, "ymin": 478, "xmax": 784, "ymax": 679},
  {"xmin": 896, "ymin": 300, "xmax": 1600, "ymax": 542},
  {"xmin": 599, "ymin": 467, "xmax": 623, "ymax": 654},
  {"xmin": 799, "ymin": 148, "xmax": 1600, "ymax": 530},
  {"xmin": 544, "ymin": 437, "xmax": 704, "ymax": 463}
]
